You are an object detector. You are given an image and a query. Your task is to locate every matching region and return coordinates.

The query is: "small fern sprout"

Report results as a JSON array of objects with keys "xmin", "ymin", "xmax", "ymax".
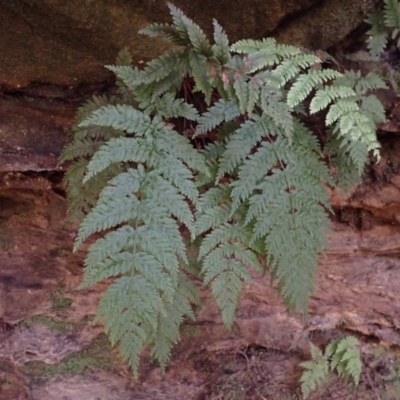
[{"xmin": 300, "ymin": 337, "xmax": 362, "ymax": 398}]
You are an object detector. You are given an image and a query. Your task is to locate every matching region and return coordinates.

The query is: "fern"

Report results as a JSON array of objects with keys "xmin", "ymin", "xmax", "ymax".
[
  {"xmin": 300, "ymin": 343, "xmax": 330, "ymax": 398},
  {"xmin": 62, "ymin": 3, "xmax": 384, "ymax": 375},
  {"xmin": 300, "ymin": 337, "xmax": 362, "ymax": 398},
  {"xmin": 366, "ymin": 0, "xmax": 400, "ymax": 59}
]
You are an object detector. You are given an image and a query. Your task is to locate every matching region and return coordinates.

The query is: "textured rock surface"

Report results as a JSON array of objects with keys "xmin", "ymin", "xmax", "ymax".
[{"xmin": 0, "ymin": 0, "xmax": 376, "ymax": 90}]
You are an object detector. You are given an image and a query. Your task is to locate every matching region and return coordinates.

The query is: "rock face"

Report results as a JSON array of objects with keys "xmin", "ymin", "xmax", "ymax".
[{"xmin": 1, "ymin": 0, "xmax": 376, "ymax": 90}]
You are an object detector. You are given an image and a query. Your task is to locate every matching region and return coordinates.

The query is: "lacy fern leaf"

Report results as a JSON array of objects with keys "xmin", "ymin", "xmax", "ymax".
[
  {"xmin": 300, "ymin": 337, "xmax": 362, "ymax": 398},
  {"xmin": 62, "ymin": 4, "xmax": 384, "ymax": 375}
]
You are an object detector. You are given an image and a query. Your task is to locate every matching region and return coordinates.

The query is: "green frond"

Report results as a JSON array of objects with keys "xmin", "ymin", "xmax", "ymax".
[
  {"xmin": 195, "ymin": 98, "xmax": 240, "ymax": 136},
  {"xmin": 150, "ymin": 309, "xmax": 181, "ymax": 367},
  {"xmin": 189, "ymin": 52, "xmax": 213, "ymax": 103},
  {"xmin": 310, "ymin": 86, "xmax": 355, "ymax": 114},
  {"xmin": 97, "ymin": 275, "xmax": 165, "ymax": 376},
  {"xmin": 384, "ymin": 0, "xmax": 400, "ymax": 28},
  {"xmin": 150, "ymin": 155, "xmax": 199, "ymax": 204},
  {"xmin": 342, "ymin": 138, "xmax": 369, "ymax": 174},
  {"xmin": 360, "ymin": 94, "xmax": 386, "ymax": 123},
  {"xmin": 196, "ymin": 202, "xmax": 232, "ymax": 235},
  {"xmin": 143, "ymin": 93, "xmax": 199, "ymax": 120},
  {"xmin": 62, "ymin": 5, "xmax": 381, "ymax": 376},
  {"xmin": 212, "ymin": 20, "xmax": 230, "ymax": 64},
  {"xmin": 300, "ymin": 343, "xmax": 330, "ymax": 398},
  {"xmin": 233, "ymin": 74, "xmax": 249, "ymax": 114},
  {"xmin": 230, "ymin": 138, "xmax": 284, "ymax": 208},
  {"xmin": 106, "ymin": 65, "xmax": 141, "ymax": 92},
  {"xmin": 142, "ymin": 175, "xmax": 196, "ymax": 234},
  {"xmin": 287, "ymin": 69, "xmax": 342, "ymax": 108},
  {"xmin": 176, "ymin": 272, "xmax": 201, "ymax": 306},
  {"xmin": 168, "ymin": 3, "xmax": 213, "ymax": 57},
  {"xmin": 366, "ymin": 9, "xmax": 386, "ymax": 37},
  {"xmin": 260, "ymin": 87, "xmax": 293, "ymax": 137},
  {"xmin": 75, "ymin": 95, "xmax": 117, "ymax": 123},
  {"xmin": 64, "ymin": 159, "xmax": 124, "ymax": 223},
  {"xmin": 199, "ymin": 223, "xmax": 253, "ymax": 258},
  {"xmin": 211, "ymin": 270, "xmax": 245, "ymax": 328},
  {"xmin": 272, "ymin": 53, "xmax": 320, "ymax": 86},
  {"xmin": 136, "ymin": 201, "xmax": 188, "ymax": 262},
  {"xmin": 59, "ymin": 138, "xmax": 105, "ymax": 163},
  {"xmin": 152, "ymin": 125, "xmax": 209, "ymax": 175},
  {"xmin": 74, "ymin": 194, "xmax": 140, "ymax": 250},
  {"xmin": 82, "ymin": 225, "xmax": 136, "ymax": 271},
  {"xmin": 354, "ymin": 71, "xmax": 387, "ymax": 95},
  {"xmin": 139, "ymin": 21, "xmax": 189, "ymax": 46},
  {"xmin": 79, "ymin": 104, "xmax": 155, "ymax": 134},
  {"xmin": 197, "ymin": 183, "xmax": 231, "ymax": 213},
  {"xmin": 245, "ymin": 50, "xmax": 281, "ymax": 73},
  {"xmin": 218, "ymin": 114, "xmax": 280, "ymax": 179},
  {"xmin": 326, "ymin": 336, "xmax": 362, "ymax": 385},
  {"xmin": 84, "ymin": 251, "xmax": 175, "ymax": 300},
  {"xmin": 231, "ymin": 37, "xmax": 278, "ymax": 54},
  {"xmin": 326, "ymin": 99, "xmax": 359, "ymax": 125},
  {"xmin": 115, "ymin": 48, "xmax": 132, "ymax": 67},
  {"xmin": 139, "ymin": 49, "xmax": 189, "ymax": 85},
  {"xmin": 83, "ymin": 137, "xmax": 152, "ymax": 182}
]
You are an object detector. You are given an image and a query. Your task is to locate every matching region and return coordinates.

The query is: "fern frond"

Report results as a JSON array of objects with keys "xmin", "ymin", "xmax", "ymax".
[
  {"xmin": 300, "ymin": 343, "xmax": 330, "ymax": 398},
  {"xmin": 168, "ymin": 3, "xmax": 212, "ymax": 56},
  {"xmin": 139, "ymin": 22, "xmax": 190, "ymax": 47},
  {"xmin": 384, "ymin": 0, "xmax": 400, "ymax": 29},
  {"xmin": 140, "ymin": 49, "xmax": 190, "ymax": 85},
  {"xmin": 360, "ymin": 95, "xmax": 386, "ymax": 123},
  {"xmin": 231, "ymin": 37, "xmax": 278, "ymax": 54},
  {"xmin": 195, "ymin": 98, "xmax": 240, "ymax": 136},
  {"xmin": 287, "ymin": 69, "xmax": 341, "ymax": 108},
  {"xmin": 199, "ymin": 223, "xmax": 252, "ymax": 258},
  {"xmin": 366, "ymin": 10, "xmax": 388, "ymax": 59},
  {"xmin": 79, "ymin": 104, "xmax": 155, "ymax": 134},
  {"xmin": 63, "ymin": 5, "xmax": 381, "ymax": 376},
  {"xmin": 153, "ymin": 124, "xmax": 209, "ymax": 175},
  {"xmin": 233, "ymin": 74, "xmax": 250, "ymax": 114},
  {"xmin": 197, "ymin": 183, "xmax": 231, "ymax": 213},
  {"xmin": 150, "ymin": 303, "xmax": 182, "ymax": 367},
  {"xmin": 155, "ymin": 93, "xmax": 199, "ymax": 120},
  {"xmin": 310, "ymin": 86, "xmax": 355, "ymax": 114},
  {"xmin": 354, "ymin": 72, "xmax": 387, "ymax": 95},
  {"xmin": 149, "ymin": 154, "xmax": 199, "ymax": 204},
  {"xmin": 83, "ymin": 137, "xmax": 152, "ymax": 181},
  {"xmin": 106, "ymin": 65, "xmax": 141, "ymax": 93},
  {"xmin": 260, "ymin": 87, "xmax": 293, "ymax": 137},
  {"xmin": 326, "ymin": 336, "xmax": 362, "ymax": 385},
  {"xmin": 229, "ymin": 137, "xmax": 284, "ymax": 209},
  {"xmin": 196, "ymin": 202, "xmax": 232, "ymax": 234},
  {"xmin": 189, "ymin": 52, "xmax": 213, "ymax": 103},
  {"xmin": 59, "ymin": 138, "xmax": 105, "ymax": 162},
  {"xmin": 97, "ymin": 276, "xmax": 163, "ymax": 376},
  {"xmin": 273, "ymin": 53, "xmax": 320, "ymax": 86},
  {"xmin": 142, "ymin": 174, "xmax": 196, "ymax": 234},
  {"xmin": 74, "ymin": 194, "xmax": 140, "ymax": 250},
  {"xmin": 232, "ymin": 122, "xmax": 330, "ymax": 311},
  {"xmin": 218, "ymin": 114, "xmax": 280, "ymax": 179},
  {"xmin": 326, "ymin": 99, "xmax": 359, "ymax": 125},
  {"xmin": 212, "ymin": 20, "xmax": 230, "ymax": 65}
]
